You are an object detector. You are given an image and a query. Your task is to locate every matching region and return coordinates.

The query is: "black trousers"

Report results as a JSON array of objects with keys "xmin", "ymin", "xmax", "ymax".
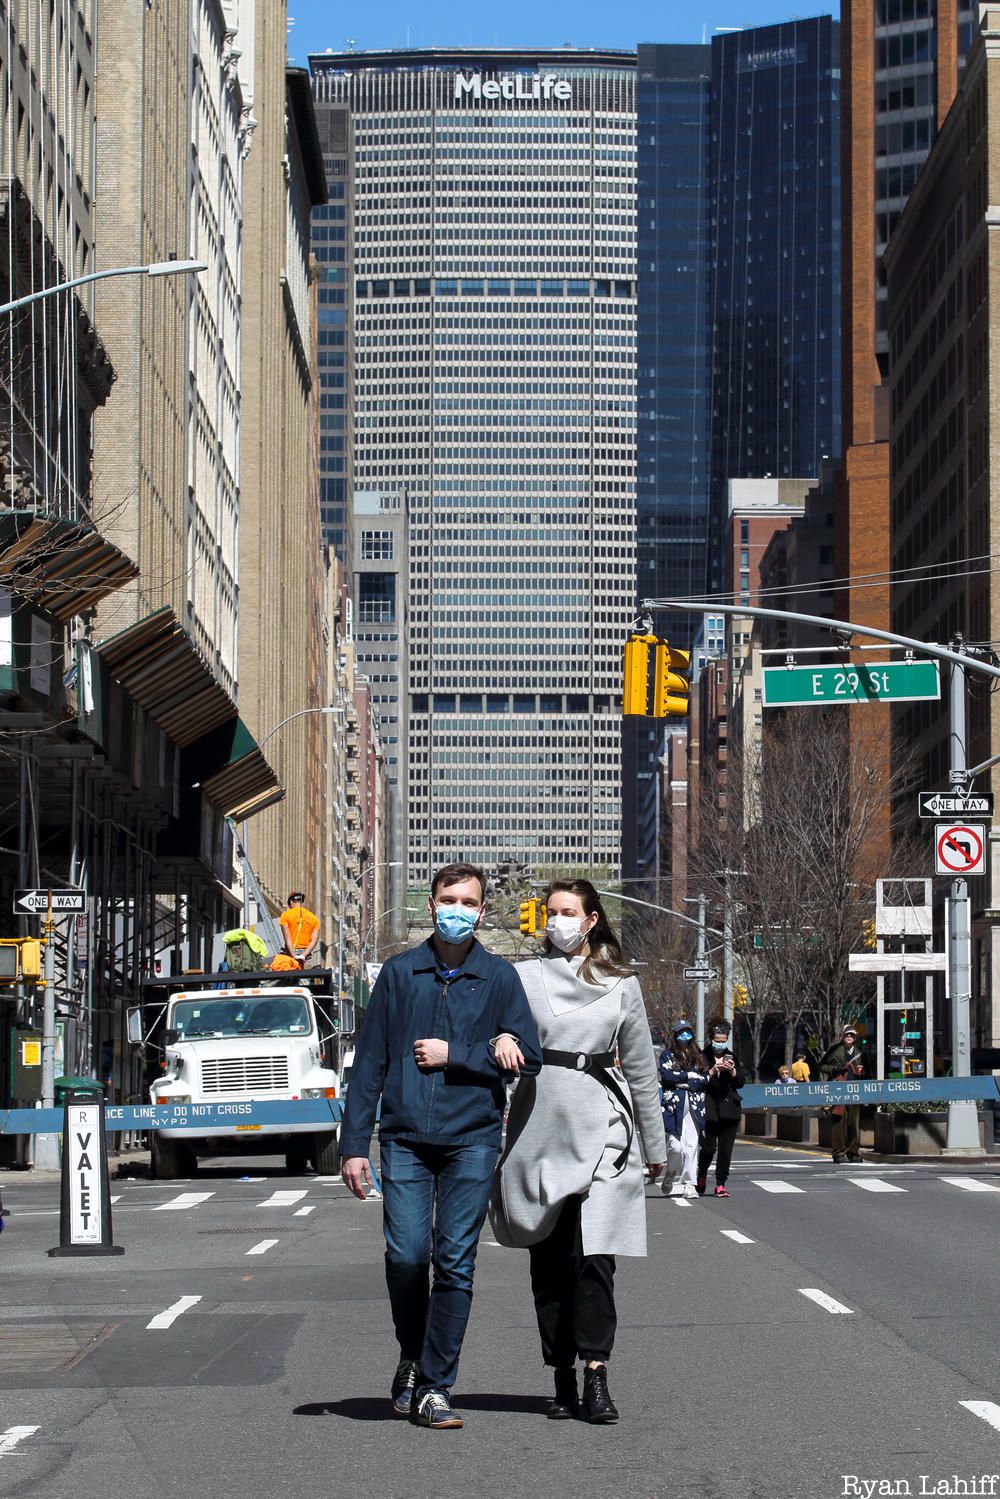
[
  {"xmin": 528, "ymin": 1195, "xmax": 616, "ymax": 1366},
  {"xmin": 698, "ymin": 1120, "xmax": 739, "ymax": 1186}
]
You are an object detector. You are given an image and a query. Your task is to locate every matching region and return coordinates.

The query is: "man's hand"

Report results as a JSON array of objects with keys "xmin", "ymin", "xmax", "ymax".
[
  {"xmin": 493, "ymin": 1034, "xmax": 525, "ymax": 1074},
  {"xmin": 646, "ymin": 1161, "xmax": 666, "ymax": 1181},
  {"xmin": 413, "ymin": 1037, "xmax": 449, "ymax": 1070},
  {"xmin": 342, "ymin": 1156, "xmax": 373, "ymax": 1201}
]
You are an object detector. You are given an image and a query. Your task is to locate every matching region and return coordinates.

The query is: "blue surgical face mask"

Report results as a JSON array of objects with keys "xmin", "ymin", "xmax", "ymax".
[
  {"xmin": 675, "ymin": 1031, "xmax": 693, "ymax": 1045},
  {"xmin": 711, "ymin": 1040, "xmax": 728, "ymax": 1052},
  {"xmin": 433, "ymin": 902, "xmax": 480, "ymax": 944}
]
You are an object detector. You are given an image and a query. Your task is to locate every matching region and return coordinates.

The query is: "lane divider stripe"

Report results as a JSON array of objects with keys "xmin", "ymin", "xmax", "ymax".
[
  {"xmin": 294, "ymin": 1206, "xmax": 315, "ymax": 1217},
  {"xmin": 754, "ymin": 1181, "xmax": 806, "ymax": 1194},
  {"xmin": 153, "ymin": 1193, "xmax": 214, "ymax": 1212},
  {"xmin": 0, "ymin": 1426, "xmax": 39, "ymax": 1458},
  {"xmin": 256, "ymin": 1191, "xmax": 307, "ymax": 1207},
  {"xmin": 799, "ymin": 1288, "xmax": 854, "ymax": 1315},
  {"xmin": 246, "ymin": 1239, "xmax": 279, "ymax": 1256},
  {"xmin": 960, "ymin": 1400, "xmax": 1000, "ymax": 1433},
  {"xmin": 146, "ymin": 1295, "xmax": 202, "ymax": 1330},
  {"xmin": 939, "ymin": 1177, "xmax": 1000, "ymax": 1193},
  {"xmin": 846, "ymin": 1178, "xmax": 907, "ymax": 1193},
  {"xmin": 720, "ymin": 1229, "xmax": 755, "ymax": 1244}
]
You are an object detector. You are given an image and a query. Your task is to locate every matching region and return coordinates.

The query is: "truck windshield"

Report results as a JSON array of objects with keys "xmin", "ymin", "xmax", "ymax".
[{"xmin": 170, "ymin": 995, "xmax": 312, "ymax": 1039}]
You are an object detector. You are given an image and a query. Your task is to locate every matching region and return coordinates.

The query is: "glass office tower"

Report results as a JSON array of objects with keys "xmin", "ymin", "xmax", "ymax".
[
  {"xmin": 709, "ymin": 19, "xmax": 841, "ymax": 585},
  {"xmin": 311, "ymin": 49, "xmax": 637, "ymax": 884}
]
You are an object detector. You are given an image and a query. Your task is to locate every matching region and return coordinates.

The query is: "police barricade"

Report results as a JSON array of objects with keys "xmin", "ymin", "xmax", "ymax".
[
  {"xmin": 0, "ymin": 1097, "xmax": 344, "ymax": 1136},
  {"xmin": 740, "ymin": 1076, "xmax": 1000, "ymax": 1111}
]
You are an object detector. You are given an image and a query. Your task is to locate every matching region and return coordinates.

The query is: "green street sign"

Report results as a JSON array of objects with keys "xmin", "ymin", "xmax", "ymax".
[{"xmin": 761, "ymin": 660, "xmax": 940, "ymax": 708}]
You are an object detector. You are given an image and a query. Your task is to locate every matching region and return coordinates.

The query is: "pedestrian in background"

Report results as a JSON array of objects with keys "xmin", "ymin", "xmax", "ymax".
[
  {"xmin": 819, "ymin": 1023, "xmax": 866, "ymax": 1163},
  {"xmin": 279, "ymin": 890, "xmax": 321, "ymax": 965},
  {"xmin": 491, "ymin": 878, "xmax": 665, "ymax": 1425},
  {"xmin": 659, "ymin": 1019, "xmax": 707, "ymax": 1198},
  {"xmin": 339, "ymin": 862, "xmax": 542, "ymax": 1431},
  {"xmin": 775, "ymin": 1064, "xmax": 795, "ymax": 1085},
  {"xmin": 696, "ymin": 1016, "xmax": 745, "ymax": 1199},
  {"xmin": 790, "ymin": 1052, "xmax": 811, "ymax": 1082}
]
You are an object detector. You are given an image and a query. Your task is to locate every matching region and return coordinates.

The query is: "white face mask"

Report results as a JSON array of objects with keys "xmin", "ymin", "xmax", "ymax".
[{"xmin": 547, "ymin": 913, "xmax": 589, "ymax": 953}]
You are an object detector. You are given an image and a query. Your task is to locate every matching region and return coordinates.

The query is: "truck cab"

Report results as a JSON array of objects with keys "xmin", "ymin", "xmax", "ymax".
[{"xmin": 135, "ymin": 970, "xmax": 347, "ymax": 1178}]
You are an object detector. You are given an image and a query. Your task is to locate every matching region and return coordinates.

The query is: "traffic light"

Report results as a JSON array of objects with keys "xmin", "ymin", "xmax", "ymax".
[
  {"xmin": 518, "ymin": 899, "xmax": 548, "ymax": 936},
  {"xmin": 862, "ymin": 918, "xmax": 877, "ymax": 950},
  {"xmin": 733, "ymin": 983, "xmax": 749, "ymax": 1010},
  {"xmin": 622, "ymin": 633, "xmax": 656, "ymax": 716},
  {"xmin": 653, "ymin": 641, "xmax": 692, "ymax": 718},
  {"xmin": 0, "ymin": 938, "xmax": 41, "ymax": 983}
]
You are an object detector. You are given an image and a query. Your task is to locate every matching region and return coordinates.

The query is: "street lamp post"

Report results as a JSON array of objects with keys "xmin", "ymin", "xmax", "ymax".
[
  {"xmin": 241, "ymin": 705, "xmax": 342, "ymax": 930},
  {"xmin": 0, "ymin": 258, "xmax": 208, "ymax": 318}
]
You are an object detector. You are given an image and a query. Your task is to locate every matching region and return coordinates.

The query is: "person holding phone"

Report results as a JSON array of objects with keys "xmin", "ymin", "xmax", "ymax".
[
  {"xmin": 695, "ymin": 1016, "xmax": 745, "ymax": 1198},
  {"xmin": 491, "ymin": 878, "xmax": 665, "ymax": 1425}
]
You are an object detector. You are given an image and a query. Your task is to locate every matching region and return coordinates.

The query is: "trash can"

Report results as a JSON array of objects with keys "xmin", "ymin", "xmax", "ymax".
[{"xmin": 54, "ymin": 1075, "xmax": 104, "ymax": 1106}]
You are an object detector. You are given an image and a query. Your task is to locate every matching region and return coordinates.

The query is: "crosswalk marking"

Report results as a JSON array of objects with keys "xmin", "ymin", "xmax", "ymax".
[
  {"xmin": 720, "ymin": 1229, "xmax": 755, "ymax": 1244},
  {"xmin": 153, "ymin": 1193, "xmax": 214, "ymax": 1212},
  {"xmin": 753, "ymin": 1180, "xmax": 805, "ymax": 1194},
  {"xmin": 294, "ymin": 1205, "xmax": 315, "ymax": 1217},
  {"xmin": 960, "ymin": 1400, "xmax": 1000, "ymax": 1433},
  {"xmin": 939, "ymin": 1176, "xmax": 1000, "ymax": 1193},
  {"xmin": 800, "ymin": 1288, "xmax": 853, "ymax": 1315},
  {"xmin": 846, "ymin": 1177, "xmax": 907, "ymax": 1193},
  {"xmin": 146, "ymin": 1294, "xmax": 202, "ymax": 1329},
  {"xmin": 0, "ymin": 1426, "xmax": 39, "ymax": 1459},
  {"xmin": 256, "ymin": 1190, "xmax": 307, "ymax": 1208},
  {"xmin": 246, "ymin": 1239, "xmax": 278, "ymax": 1256}
]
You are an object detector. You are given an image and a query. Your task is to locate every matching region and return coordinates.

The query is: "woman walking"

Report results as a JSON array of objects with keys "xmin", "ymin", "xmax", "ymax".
[
  {"xmin": 696, "ymin": 1016, "xmax": 745, "ymax": 1199},
  {"xmin": 491, "ymin": 879, "xmax": 665, "ymax": 1424},
  {"xmin": 659, "ymin": 1019, "xmax": 707, "ymax": 1198}
]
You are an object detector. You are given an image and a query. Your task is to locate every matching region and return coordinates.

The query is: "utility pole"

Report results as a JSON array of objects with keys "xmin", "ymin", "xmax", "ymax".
[
  {"xmin": 35, "ymin": 893, "xmax": 59, "ymax": 1170},
  {"xmin": 946, "ymin": 640, "xmax": 980, "ymax": 1151},
  {"xmin": 695, "ymin": 892, "xmax": 707, "ymax": 1044},
  {"xmin": 722, "ymin": 887, "xmax": 734, "ymax": 1027}
]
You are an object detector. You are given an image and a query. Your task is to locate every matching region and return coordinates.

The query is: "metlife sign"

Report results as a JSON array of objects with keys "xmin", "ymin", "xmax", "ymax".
[{"xmin": 454, "ymin": 71, "xmax": 573, "ymax": 103}]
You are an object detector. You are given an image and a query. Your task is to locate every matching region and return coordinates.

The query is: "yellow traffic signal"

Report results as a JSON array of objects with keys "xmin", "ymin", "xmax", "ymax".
[
  {"xmin": 733, "ymin": 983, "xmax": 749, "ymax": 1009},
  {"xmin": 862, "ymin": 918, "xmax": 877, "ymax": 950},
  {"xmin": 0, "ymin": 938, "xmax": 41, "ymax": 983},
  {"xmin": 519, "ymin": 899, "xmax": 548, "ymax": 936},
  {"xmin": 622, "ymin": 634, "xmax": 656, "ymax": 716},
  {"xmin": 653, "ymin": 641, "xmax": 692, "ymax": 718}
]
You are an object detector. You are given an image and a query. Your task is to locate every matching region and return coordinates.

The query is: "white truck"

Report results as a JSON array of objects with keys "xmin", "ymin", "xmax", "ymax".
[{"xmin": 130, "ymin": 970, "xmax": 346, "ymax": 1179}]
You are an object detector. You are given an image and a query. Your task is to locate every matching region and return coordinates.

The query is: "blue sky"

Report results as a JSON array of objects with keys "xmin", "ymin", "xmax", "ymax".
[{"xmin": 286, "ymin": 1, "xmax": 838, "ymax": 63}]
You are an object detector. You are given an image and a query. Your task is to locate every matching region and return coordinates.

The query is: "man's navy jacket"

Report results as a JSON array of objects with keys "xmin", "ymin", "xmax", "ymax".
[{"xmin": 339, "ymin": 937, "xmax": 542, "ymax": 1158}]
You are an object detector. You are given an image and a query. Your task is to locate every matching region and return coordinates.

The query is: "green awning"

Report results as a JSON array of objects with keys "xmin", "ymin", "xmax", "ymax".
[
  {"xmin": 186, "ymin": 715, "xmax": 283, "ymax": 821},
  {"xmin": 0, "ymin": 510, "xmax": 138, "ymax": 620}
]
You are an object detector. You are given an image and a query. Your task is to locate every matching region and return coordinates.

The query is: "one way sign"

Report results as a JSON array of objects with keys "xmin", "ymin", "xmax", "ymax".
[
  {"xmin": 919, "ymin": 791, "xmax": 994, "ymax": 819},
  {"xmin": 13, "ymin": 888, "xmax": 86, "ymax": 915}
]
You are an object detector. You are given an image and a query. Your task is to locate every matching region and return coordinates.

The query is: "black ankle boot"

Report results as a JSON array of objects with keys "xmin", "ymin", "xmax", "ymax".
[
  {"xmin": 546, "ymin": 1366, "xmax": 578, "ymax": 1420},
  {"xmin": 581, "ymin": 1364, "xmax": 619, "ymax": 1424}
]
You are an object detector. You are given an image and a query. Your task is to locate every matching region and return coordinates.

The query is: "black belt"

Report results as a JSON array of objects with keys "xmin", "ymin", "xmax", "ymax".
[{"xmin": 542, "ymin": 1048, "xmax": 634, "ymax": 1174}]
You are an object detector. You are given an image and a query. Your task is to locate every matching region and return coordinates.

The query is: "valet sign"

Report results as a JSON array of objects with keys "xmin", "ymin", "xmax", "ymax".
[
  {"xmin": 67, "ymin": 1103, "xmax": 102, "ymax": 1244},
  {"xmin": 454, "ymin": 71, "xmax": 573, "ymax": 103}
]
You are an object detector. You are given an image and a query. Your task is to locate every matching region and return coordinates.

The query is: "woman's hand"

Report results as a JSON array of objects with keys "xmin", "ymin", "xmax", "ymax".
[{"xmin": 493, "ymin": 1034, "xmax": 525, "ymax": 1074}]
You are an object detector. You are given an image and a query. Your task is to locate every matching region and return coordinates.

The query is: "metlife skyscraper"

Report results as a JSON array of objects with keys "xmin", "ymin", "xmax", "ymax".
[{"xmin": 311, "ymin": 49, "xmax": 637, "ymax": 885}]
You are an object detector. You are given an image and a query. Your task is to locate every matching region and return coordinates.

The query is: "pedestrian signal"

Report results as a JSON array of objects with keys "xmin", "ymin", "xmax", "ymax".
[
  {"xmin": 653, "ymin": 641, "xmax": 692, "ymax": 718},
  {"xmin": 0, "ymin": 938, "xmax": 40, "ymax": 983},
  {"xmin": 733, "ymin": 984, "xmax": 749, "ymax": 1009}
]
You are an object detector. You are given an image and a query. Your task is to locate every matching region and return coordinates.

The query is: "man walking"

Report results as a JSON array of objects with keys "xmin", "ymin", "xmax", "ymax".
[
  {"xmin": 340, "ymin": 862, "xmax": 542, "ymax": 1430},
  {"xmin": 819, "ymin": 1023, "xmax": 866, "ymax": 1163}
]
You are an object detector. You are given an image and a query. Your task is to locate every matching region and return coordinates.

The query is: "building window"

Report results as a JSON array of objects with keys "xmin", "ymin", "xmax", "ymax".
[
  {"xmin": 358, "ymin": 573, "xmax": 395, "ymax": 624},
  {"xmin": 361, "ymin": 529, "xmax": 394, "ymax": 560}
]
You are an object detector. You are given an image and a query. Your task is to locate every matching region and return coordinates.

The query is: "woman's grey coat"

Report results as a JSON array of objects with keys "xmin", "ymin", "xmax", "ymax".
[{"xmin": 490, "ymin": 952, "xmax": 665, "ymax": 1258}]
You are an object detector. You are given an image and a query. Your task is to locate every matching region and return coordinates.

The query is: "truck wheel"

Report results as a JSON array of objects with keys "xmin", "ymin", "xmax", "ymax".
[
  {"xmin": 311, "ymin": 1131, "xmax": 340, "ymax": 1175},
  {"xmin": 285, "ymin": 1139, "xmax": 310, "ymax": 1174},
  {"xmin": 152, "ymin": 1133, "xmax": 194, "ymax": 1180}
]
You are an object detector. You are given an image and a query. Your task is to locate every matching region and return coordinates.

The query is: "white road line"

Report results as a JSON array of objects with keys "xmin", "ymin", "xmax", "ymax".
[
  {"xmin": 256, "ymin": 1190, "xmax": 307, "ymax": 1208},
  {"xmin": 0, "ymin": 1426, "xmax": 39, "ymax": 1459},
  {"xmin": 153, "ymin": 1192, "xmax": 214, "ymax": 1212},
  {"xmin": 800, "ymin": 1288, "xmax": 854, "ymax": 1315},
  {"xmin": 313, "ymin": 1176, "xmax": 342, "ymax": 1183},
  {"xmin": 146, "ymin": 1294, "xmax": 202, "ymax": 1330},
  {"xmin": 960, "ymin": 1400, "xmax": 1000, "ymax": 1434},
  {"xmin": 720, "ymin": 1229, "xmax": 755, "ymax": 1245},
  {"xmin": 939, "ymin": 1176, "xmax": 1000, "ymax": 1193},
  {"xmin": 294, "ymin": 1205, "xmax": 315, "ymax": 1217},
  {"xmin": 753, "ymin": 1180, "xmax": 806, "ymax": 1194},
  {"xmin": 110, "ymin": 1195, "xmax": 122, "ymax": 1204},
  {"xmin": 847, "ymin": 1177, "xmax": 907, "ymax": 1194},
  {"xmin": 237, "ymin": 1177, "xmax": 266, "ymax": 1183},
  {"xmin": 246, "ymin": 1239, "xmax": 278, "ymax": 1256}
]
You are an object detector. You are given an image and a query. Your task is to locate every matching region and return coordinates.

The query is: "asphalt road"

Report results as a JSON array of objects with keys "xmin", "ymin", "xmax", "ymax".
[{"xmin": 1, "ymin": 1144, "xmax": 999, "ymax": 1499}]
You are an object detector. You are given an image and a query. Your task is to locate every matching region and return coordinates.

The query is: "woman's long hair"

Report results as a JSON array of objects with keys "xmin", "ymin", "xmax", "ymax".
[
  {"xmin": 667, "ymin": 1037, "xmax": 703, "ymax": 1071},
  {"xmin": 544, "ymin": 878, "xmax": 632, "ymax": 985}
]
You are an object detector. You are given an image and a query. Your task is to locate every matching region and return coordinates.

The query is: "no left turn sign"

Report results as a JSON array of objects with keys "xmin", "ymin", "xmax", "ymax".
[{"xmin": 934, "ymin": 824, "xmax": 987, "ymax": 877}]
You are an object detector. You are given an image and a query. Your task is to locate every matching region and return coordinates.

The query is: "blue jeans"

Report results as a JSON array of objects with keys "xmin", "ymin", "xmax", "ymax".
[{"xmin": 380, "ymin": 1138, "xmax": 497, "ymax": 1395}]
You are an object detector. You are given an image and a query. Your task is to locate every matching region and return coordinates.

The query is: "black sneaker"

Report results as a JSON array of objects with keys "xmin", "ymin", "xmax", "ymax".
[
  {"xmin": 390, "ymin": 1359, "xmax": 418, "ymax": 1416},
  {"xmin": 411, "ymin": 1389, "xmax": 464, "ymax": 1429}
]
